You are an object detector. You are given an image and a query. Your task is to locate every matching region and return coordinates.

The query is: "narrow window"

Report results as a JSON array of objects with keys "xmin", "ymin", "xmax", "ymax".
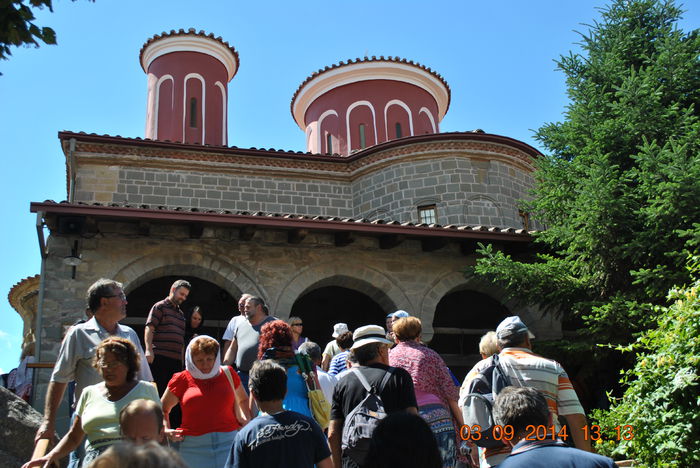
[
  {"xmin": 359, "ymin": 124, "xmax": 366, "ymax": 149},
  {"xmin": 518, "ymin": 210, "xmax": 530, "ymax": 230},
  {"xmin": 395, "ymin": 122, "xmax": 402, "ymax": 139},
  {"xmin": 189, "ymin": 97, "xmax": 198, "ymax": 128},
  {"xmin": 418, "ymin": 204, "xmax": 437, "ymax": 224},
  {"xmin": 326, "ymin": 133, "xmax": 333, "ymax": 154}
]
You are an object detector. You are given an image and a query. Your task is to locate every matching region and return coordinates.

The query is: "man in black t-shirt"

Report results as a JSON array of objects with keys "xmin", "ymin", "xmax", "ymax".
[{"xmin": 329, "ymin": 325, "xmax": 418, "ymax": 468}]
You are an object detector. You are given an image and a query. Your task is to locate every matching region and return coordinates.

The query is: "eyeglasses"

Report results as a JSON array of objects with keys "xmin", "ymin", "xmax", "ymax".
[
  {"xmin": 292, "ymin": 323, "xmax": 303, "ymax": 327},
  {"xmin": 97, "ymin": 360, "xmax": 124, "ymax": 369}
]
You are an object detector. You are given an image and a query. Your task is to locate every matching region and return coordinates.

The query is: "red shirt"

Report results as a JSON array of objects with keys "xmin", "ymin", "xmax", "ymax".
[{"xmin": 167, "ymin": 366, "xmax": 242, "ymax": 436}]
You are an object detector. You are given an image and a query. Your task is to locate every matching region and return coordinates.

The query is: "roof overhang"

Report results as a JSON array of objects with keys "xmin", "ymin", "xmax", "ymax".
[{"xmin": 30, "ymin": 201, "xmax": 534, "ymax": 248}]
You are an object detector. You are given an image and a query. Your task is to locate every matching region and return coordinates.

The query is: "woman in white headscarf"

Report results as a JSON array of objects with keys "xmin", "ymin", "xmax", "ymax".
[{"xmin": 161, "ymin": 335, "xmax": 251, "ymax": 468}]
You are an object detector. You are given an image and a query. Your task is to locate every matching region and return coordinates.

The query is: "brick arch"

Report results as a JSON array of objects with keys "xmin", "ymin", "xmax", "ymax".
[
  {"xmin": 419, "ymin": 271, "xmax": 518, "ymax": 341},
  {"xmin": 110, "ymin": 250, "xmax": 266, "ymax": 303},
  {"xmin": 274, "ymin": 261, "xmax": 413, "ymax": 319}
]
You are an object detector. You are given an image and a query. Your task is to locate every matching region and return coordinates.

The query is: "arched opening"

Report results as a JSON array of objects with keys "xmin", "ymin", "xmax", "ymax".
[
  {"xmin": 290, "ymin": 286, "xmax": 386, "ymax": 347},
  {"xmin": 431, "ymin": 289, "xmax": 510, "ymax": 380},
  {"xmin": 122, "ymin": 275, "xmax": 238, "ymax": 348}
]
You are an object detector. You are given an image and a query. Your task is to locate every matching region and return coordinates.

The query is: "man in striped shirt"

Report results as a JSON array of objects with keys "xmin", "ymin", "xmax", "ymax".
[
  {"xmin": 144, "ymin": 279, "xmax": 190, "ymax": 396},
  {"xmin": 459, "ymin": 316, "xmax": 592, "ymax": 467}
]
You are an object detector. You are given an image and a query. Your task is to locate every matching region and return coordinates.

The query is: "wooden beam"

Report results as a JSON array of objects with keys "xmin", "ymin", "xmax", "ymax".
[
  {"xmin": 460, "ymin": 240, "xmax": 481, "ymax": 255},
  {"xmin": 189, "ymin": 224, "xmax": 204, "ymax": 239},
  {"xmin": 239, "ymin": 226, "xmax": 256, "ymax": 241},
  {"xmin": 421, "ymin": 237, "xmax": 447, "ymax": 252},
  {"xmin": 288, "ymin": 228, "xmax": 308, "ymax": 244},
  {"xmin": 137, "ymin": 220, "xmax": 150, "ymax": 236},
  {"xmin": 379, "ymin": 234, "xmax": 405, "ymax": 249},
  {"xmin": 334, "ymin": 231, "xmax": 355, "ymax": 247}
]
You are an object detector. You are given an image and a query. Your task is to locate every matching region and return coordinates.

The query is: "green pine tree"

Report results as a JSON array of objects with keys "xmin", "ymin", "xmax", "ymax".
[{"xmin": 469, "ymin": 0, "xmax": 700, "ymax": 425}]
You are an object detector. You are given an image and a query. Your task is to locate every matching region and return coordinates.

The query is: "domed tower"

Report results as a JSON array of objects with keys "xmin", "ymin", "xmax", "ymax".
[
  {"xmin": 291, "ymin": 57, "xmax": 450, "ymax": 156},
  {"xmin": 140, "ymin": 29, "xmax": 239, "ymax": 146}
]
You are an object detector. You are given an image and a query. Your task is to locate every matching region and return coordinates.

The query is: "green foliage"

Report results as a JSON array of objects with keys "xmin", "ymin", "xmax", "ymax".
[
  {"xmin": 0, "ymin": 1, "xmax": 56, "ymax": 62},
  {"xmin": 0, "ymin": 0, "xmax": 92, "ymax": 72},
  {"xmin": 592, "ymin": 260, "xmax": 700, "ymax": 466},
  {"xmin": 469, "ymin": 5, "xmax": 700, "ymax": 464},
  {"xmin": 470, "ymin": 0, "xmax": 700, "ymax": 344}
]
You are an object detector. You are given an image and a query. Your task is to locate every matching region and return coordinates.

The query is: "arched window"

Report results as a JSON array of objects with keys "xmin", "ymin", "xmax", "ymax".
[
  {"xmin": 326, "ymin": 133, "xmax": 333, "ymax": 154},
  {"xmin": 189, "ymin": 97, "xmax": 198, "ymax": 128},
  {"xmin": 395, "ymin": 122, "xmax": 403, "ymax": 139},
  {"xmin": 359, "ymin": 124, "xmax": 366, "ymax": 149}
]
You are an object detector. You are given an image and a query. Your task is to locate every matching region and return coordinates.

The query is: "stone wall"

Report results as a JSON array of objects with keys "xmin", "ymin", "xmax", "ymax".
[
  {"xmin": 74, "ymin": 146, "xmax": 535, "ymax": 229},
  {"xmin": 108, "ymin": 168, "xmax": 354, "ymax": 216},
  {"xmin": 33, "ymin": 222, "xmax": 557, "ymax": 428},
  {"xmin": 351, "ymin": 156, "xmax": 535, "ymax": 227}
]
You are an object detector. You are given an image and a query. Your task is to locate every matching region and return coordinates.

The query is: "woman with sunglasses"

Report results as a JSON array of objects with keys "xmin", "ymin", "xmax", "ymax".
[
  {"xmin": 287, "ymin": 316, "xmax": 308, "ymax": 351},
  {"xmin": 23, "ymin": 337, "xmax": 160, "ymax": 467}
]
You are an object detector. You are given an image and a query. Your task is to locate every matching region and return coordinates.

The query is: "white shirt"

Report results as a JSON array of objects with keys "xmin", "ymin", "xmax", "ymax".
[
  {"xmin": 222, "ymin": 314, "xmax": 246, "ymax": 341},
  {"xmin": 316, "ymin": 366, "xmax": 337, "ymax": 403}
]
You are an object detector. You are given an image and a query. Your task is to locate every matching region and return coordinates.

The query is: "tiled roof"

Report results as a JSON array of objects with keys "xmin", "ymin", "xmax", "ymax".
[
  {"xmin": 139, "ymin": 28, "xmax": 240, "ymax": 72},
  {"xmin": 8, "ymin": 275, "xmax": 40, "ymax": 312},
  {"xmin": 57, "ymin": 130, "xmax": 541, "ymax": 160},
  {"xmin": 290, "ymin": 56, "xmax": 451, "ymax": 115},
  {"xmin": 32, "ymin": 201, "xmax": 534, "ymax": 243}
]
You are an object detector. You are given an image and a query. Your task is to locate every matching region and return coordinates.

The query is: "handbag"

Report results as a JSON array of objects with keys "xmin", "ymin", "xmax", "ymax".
[
  {"xmin": 222, "ymin": 366, "xmax": 248, "ymax": 425},
  {"xmin": 295, "ymin": 353, "xmax": 331, "ymax": 430}
]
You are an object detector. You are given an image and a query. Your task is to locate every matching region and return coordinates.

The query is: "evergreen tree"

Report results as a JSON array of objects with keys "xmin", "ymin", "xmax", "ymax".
[{"xmin": 471, "ymin": 0, "xmax": 700, "ymax": 343}]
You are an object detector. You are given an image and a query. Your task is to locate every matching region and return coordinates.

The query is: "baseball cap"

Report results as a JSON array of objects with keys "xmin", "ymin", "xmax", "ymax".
[
  {"xmin": 332, "ymin": 322, "xmax": 349, "ymax": 338},
  {"xmin": 392, "ymin": 310, "xmax": 409, "ymax": 319},
  {"xmin": 351, "ymin": 325, "xmax": 393, "ymax": 349},
  {"xmin": 496, "ymin": 316, "xmax": 535, "ymax": 340}
]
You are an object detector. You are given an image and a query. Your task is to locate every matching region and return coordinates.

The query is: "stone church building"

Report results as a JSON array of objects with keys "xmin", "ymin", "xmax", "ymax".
[{"xmin": 11, "ymin": 29, "xmax": 562, "ymax": 418}]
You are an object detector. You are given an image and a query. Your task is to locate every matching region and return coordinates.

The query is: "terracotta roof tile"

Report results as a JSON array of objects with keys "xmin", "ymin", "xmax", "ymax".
[
  {"xmin": 290, "ymin": 55, "xmax": 451, "ymax": 116},
  {"xmin": 33, "ymin": 201, "xmax": 535, "ymax": 241},
  {"xmin": 139, "ymin": 28, "xmax": 239, "ymax": 73}
]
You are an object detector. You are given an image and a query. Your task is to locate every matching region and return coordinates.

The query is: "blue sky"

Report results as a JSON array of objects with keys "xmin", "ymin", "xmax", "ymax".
[{"xmin": 1, "ymin": 0, "xmax": 698, "ymax": 374}]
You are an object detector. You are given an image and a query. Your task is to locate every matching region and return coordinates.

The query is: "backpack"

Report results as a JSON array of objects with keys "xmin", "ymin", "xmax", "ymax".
[
  {"xmin": 341, "ymin": 367, "xmax": 394, "ymax": 465},
  {"xmin": 461, "ymin": 353, "xmax": 512, "ymax": 448}
]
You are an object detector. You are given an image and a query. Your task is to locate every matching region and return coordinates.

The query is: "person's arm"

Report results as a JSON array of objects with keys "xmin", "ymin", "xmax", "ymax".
[
  {"xmin": 564, "ymin": 412, "xmax": 593, "ymax": 452},
  {"xmin": 234, "ymin": 382, "xmax": 252, "ymax": 426},
  {"xmin": 405, "ymin": 406, "xmax": 418, "ymax": 415},
  {"xmin": 222, "ymin": 338, "xmax": 238, "ymax": 367},
  {"xmin": 161, "ymin": 388, "xmax": 184, "ymax": 442},
  {"xmin": 321, "ymin": 354, "xmax": 331, "ymax": 372},
  {"xmin": 144, "ymin": 324, "xmax": 155, "ymax": 364},
  {"xmin": 222, "ymin": 339, "xmax": 232, "ymax": 359},
  {"xmin": 447, "ymin": 399, "xmax": 464, "ymax": 427},
  {"xmin": 24, "ymin": 414, "xmax": 85, "ymax": 468},
  {"xmin": 34, "ymin": 381, "xmax": 68, "ymax": 443},
  {"xmin": 327, "ymin": 419, "xmax": 343, "ymax": 468},
  {"xmin": 317, "ymin": 457, "xmax": 333, "ymax": 468}
]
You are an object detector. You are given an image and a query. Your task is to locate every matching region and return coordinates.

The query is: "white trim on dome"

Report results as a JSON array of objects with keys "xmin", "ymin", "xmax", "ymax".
[
  {"xmin": 346, "ymin": 101, "xmax": 378, "ymax": 151},
  {"xmin": 141, "ymin": 35, "xmax": 238, "ymax": 81},
  {"xmin": 215, "ymin": 81, "xmax": 227, "ymax": 145},
  {"xmin": 153, "ymin": 74, "xmax": 174, "ymax": 140},
  {"xmin": 384, "ymin": 99, "xmax": 414, "ymax": 139},
  {"xmin": 183, "ymin": 73, "xmax": 206, "ymax": 143},
  {"xmin": 292, "ymin": 61, "xmax": 449, "ymax": 130},
  {"xmin": 317, "ymin": 109, "xmax": 339, "ymax": 154},
  {"xmin": 419, "ymin": 107, "xmax": 437, "ymax": 133}
]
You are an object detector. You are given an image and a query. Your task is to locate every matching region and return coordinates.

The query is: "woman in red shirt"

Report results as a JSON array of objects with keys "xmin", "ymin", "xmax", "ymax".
[{"xmin": 162, "ymin": 335, "xmax": 251, "ymax": 468}]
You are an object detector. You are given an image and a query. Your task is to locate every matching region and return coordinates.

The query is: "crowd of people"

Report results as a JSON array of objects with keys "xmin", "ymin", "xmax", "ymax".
[{"xmin": 22, "ymin": 277, "xmax": 619, "ymax": 468}]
